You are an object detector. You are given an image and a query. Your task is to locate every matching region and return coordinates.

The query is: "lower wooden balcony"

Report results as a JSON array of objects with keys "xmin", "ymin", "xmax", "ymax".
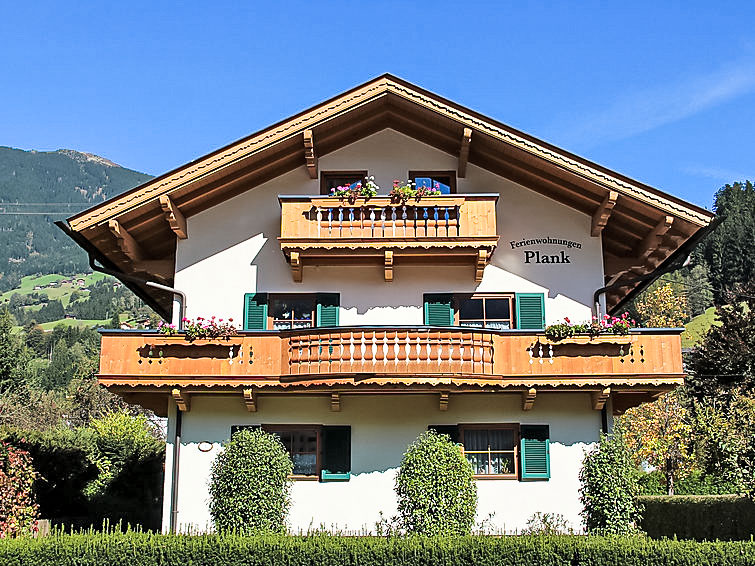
[{"xmin": 98, "ymin": 327, "xmax": 684, "ymax": 391}]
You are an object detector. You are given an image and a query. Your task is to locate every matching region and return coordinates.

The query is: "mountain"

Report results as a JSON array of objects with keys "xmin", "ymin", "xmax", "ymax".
[{"xmin": 0, "ymin": 147, "xmax": 152, "ymax": 292}]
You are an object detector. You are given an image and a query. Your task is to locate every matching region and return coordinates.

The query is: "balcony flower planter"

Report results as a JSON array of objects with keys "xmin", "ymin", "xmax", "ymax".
[
  {"xmin": 310, "ymin": 196, "xmax": 465, "ymax": 208},
  {"xmin": 543, "ymin": 335, "xmax": 633, "ymax": 346}
]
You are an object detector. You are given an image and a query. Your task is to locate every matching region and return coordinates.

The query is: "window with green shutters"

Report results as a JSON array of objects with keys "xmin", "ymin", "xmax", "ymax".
[
  {"xmin": 243, "ymin": 293, "xmax": 268, "ymax": 330},
  {"xmin": 520, "ymin": 424, "xmax": 550, "ymax": 480},
  {"xmin": 423, "ymin": 294, "xmax": 454, "ymax": 326},
  {"xmin": 515, "ymin": 293, "xmax": 546, "ymax": 330},
  {"xmin": 316, "ymin": 294, "xmax": 340, "ymax": 327}
]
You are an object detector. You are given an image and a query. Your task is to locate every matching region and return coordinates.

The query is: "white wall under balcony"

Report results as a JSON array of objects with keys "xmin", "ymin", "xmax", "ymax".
[
  {"xmin": 166, "ymin": 392, "xmax": 600, "ymax": 534},
  {"xmin": 174, "ymin": 129, "xmax": 605, "ymax": 326}
]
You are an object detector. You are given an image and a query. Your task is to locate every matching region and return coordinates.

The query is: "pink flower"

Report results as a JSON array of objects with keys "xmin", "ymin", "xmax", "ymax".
[{"xmin": 564, "ymin": 317, "xmax": 570, "ymax": 324}]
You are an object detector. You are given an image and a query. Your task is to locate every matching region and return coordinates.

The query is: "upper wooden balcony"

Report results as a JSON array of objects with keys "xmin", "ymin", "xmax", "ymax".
[
  {"xmin": 278, "ymin": 194, "xmax": 499, "ymax": 281},
  {"xmin": 98, "ymin": 328, "xmax": 684, "ymax": 402}
]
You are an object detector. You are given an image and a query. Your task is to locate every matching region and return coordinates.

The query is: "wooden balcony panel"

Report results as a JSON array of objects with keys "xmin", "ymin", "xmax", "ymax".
[
  {"xmin": 278, "ymin": 195, "xmax": 500, "ymax": 279},
  {"xmin": 98, "ymin": 329, "xmax": 684, "ymax": 388}
]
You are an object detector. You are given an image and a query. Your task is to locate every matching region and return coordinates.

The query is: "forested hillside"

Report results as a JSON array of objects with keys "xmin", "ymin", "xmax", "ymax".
[{"xmin": 0, "ymin": 147, "xmax": 152, "ymax": 292}]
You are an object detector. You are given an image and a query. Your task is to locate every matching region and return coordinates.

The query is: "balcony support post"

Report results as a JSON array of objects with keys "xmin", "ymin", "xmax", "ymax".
[
  {"xmin": 303, "ymin": 129, "xmax": 318, "ymax": 179},
  {"xmin": 439, "ymin": 391, "xmax": 450, "ymax": 411},
  {"xmin": 458, "ymin": 127, "xmax": 472, "ymax": 178},
  {"xmin": 243, "ymin": 388, "xmax": 257, "ymax": 412},
  {"xmin": 384, "ymin": 250, "xmax": 393, "ymax": 282},
  {"xmin": 591, "ymin": 387, "xmax": 611, "ymax": 411},
  {"xmin": 522, "ymin": 387, "xmax": 536, "ymax": 411},
  {"xmin": 290, "ymin": 251, "xmax": 302, "ymax": 282},
  {"xmin": 171, "ymin": 388, "xmax": 190, "ymax": 412}
]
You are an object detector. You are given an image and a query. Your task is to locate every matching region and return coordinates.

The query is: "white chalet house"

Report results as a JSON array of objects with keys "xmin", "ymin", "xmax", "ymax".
[{"xmin": 61, "ymin": 75, "xmax": 714, "ymax": 533}]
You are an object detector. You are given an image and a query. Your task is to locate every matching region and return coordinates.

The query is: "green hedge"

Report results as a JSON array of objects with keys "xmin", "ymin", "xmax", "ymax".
[
  {"xmin": 639, "ymin": 495, "xmax": 755, "ymax": 540},
  {"xmin": 1, "ymin": 532, "xmax": 754, "ymax": 565}
]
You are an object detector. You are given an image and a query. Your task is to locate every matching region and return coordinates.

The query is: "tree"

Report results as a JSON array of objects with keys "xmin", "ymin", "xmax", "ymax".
[
  {"xmin": 620, "ymin": 389, "xmax": 694, "ymax": 495},
  {"xmin": 686, "ymin": 284, "xmax": 755, "ymax": 400},
  {"xmin": 208, "ymin": 428, "xmax": 292, "ymax": 533},
  {"xmin": 40, "ymin": 339, "xmax": 73, "ymax": 391},
  {"xmin": 109, "ymin": 309, "xmax": 121, "ymax": 330},
  {"xmin": 635, "ymin": 282, "xmax": 688, "ymax": 328},
  {"xmin": 698, "ymin": 180, "xmax": 755, "ymax": 302},
  {"xmin": 686, "ymin": 264, "xmax": 714, "ymax": 316},
  {"xmin": 394, "ymin": 430, "xmax": 477, "ymax": 535},
  {"xmin": 579, "ymin": 428, "xmax": 642, "ymax": 534},
  {"xmin": 0, "ymin": 309, "xmax": 27, "ymax": 393}
]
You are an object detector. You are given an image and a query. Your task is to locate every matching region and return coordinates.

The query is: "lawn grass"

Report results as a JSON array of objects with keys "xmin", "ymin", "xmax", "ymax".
[
  {"xmin": 682, "ymin": 306, "xmax": 719, "ymax": 348},
  {"xmin": 38, "ymin": 318, "xmax": 110, "ymax": 331},
  {"xmin": 0, "ymin": 272, "xmax": 108, "ymax": 308}
]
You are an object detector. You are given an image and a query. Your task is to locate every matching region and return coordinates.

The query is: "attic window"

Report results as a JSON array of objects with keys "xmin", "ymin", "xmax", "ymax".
[
  {"xmin": 320, "ymin": 171, "xmax": 368, "ymax": 195},
  {"xmin": 409, "ymin": 171, "xmax": 456, "ymax": 194}
]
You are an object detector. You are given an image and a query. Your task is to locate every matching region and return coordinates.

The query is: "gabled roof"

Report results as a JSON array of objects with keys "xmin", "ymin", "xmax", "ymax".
[{"xmin": 63, "ymin": 74, "xmax": 715, "ymax": 317}]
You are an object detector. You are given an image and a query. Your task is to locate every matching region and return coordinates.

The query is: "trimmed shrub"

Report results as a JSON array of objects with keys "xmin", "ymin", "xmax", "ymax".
[
  {"xmin": 579, "ymin": 429, "xmax": 642, "ymax": 534},
  {"xmin": 638, "ymin": 495, "xmax": 755, "ymax": 540},
  {"xmin": 395, "ymin": 430, "xmax": 477, "ymax": 535},
  {"xmin": 1, "ymin": 532, "xmax": 755, "ymax": 565},
  {"xmin": 208, "ymin": 428, "xmax": 293, "ymax": 533},
  {"xmin": 638, "ymin": 469, "xmax": 738, "ymax": 496},
  {"xmin": 0, "ymin": 442, "xmax": 39, "ymax": 537}
]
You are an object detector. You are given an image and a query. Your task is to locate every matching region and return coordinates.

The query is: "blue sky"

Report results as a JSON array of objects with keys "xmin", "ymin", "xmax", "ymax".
[{"xmin": 1, "ymin": 1, "xmax": 753, "ymax": 209}]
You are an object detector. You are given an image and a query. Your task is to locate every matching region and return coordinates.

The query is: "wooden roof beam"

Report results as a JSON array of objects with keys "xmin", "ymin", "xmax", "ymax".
[
  {"xmin": 172, "ymin": 388, "xmax": 190, "ymax": 412},
  {"xmin": 635, "ymin": 216, "xmax": 673, "ymax": 261},
  {"xmin": 591, "ymin": 191, "xmax": 618, "ymax": 237},
  {"xmin": 304, "ymin": 129, "xmax": 318, "ymax": 179},
  {"xmin": 243, "ymin": 388, "xmax": 257, "ymax": 412},
  {"xmin": 458, "ymin": 127, "xmax": 472, "ymax": 178},
  {"xmin": 522, "ymin": 387, "xmax": 536, "ymax": 411},
  {"xmin": 108, "ymin": 219, "xmax": 144, "ymax": 262},
  {"xmin": 592, "ymin": 387, "xmax": 611, "ymax": 411},
  {"xmin": 159, "ymin": 195, "xmax": 187, "ymax": 239}
]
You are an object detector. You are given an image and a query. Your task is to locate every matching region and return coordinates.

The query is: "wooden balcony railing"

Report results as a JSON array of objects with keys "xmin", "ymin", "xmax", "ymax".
[
  {"xmin": 97, "ymin": 328, "xmax": 684, "ymax": 388},
  {"xmin": 278, "ymin": 194, "xmax": 499, "ymax": 281}
]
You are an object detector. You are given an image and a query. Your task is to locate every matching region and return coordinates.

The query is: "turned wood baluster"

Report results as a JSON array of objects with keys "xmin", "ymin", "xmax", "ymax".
[
  {"xmin": 412, "ymin": 329, "xmax": 424, "ymax": 372},
  {"xmin": 374, "ymin": 330, "xmax": 386, "ymax": 367},
  {"xmin": 391, "ymin": 207, "xmax": 397, "ymax": 237},
  {"xmin": 462, "ymin": 332, "xmax": 474, "ymax": 373},
  {"xmin": 439, "ymin": 331, "xmax": 452, "ymax": 373},
  {"xmin": 297, "ymin": 333, "xmax": 309, "ymax": 373},
  {"xmin": 351, "ymin": 330, "xmax": 363, "ymax": 373},
  {"xmin": 380, "ymin": 207, "xmax": 386, "ymax": 237},
  {"xmin": 386, "ymin": 330, "xmax": 397, "ymax": 365},
  {"xmin": 472, "ymin": 333, "xmax": 484, "ymax": 374},
  {"xmin": 482, "ymin": 334, "xmax": 493, "ymax": 374},
  {"xmin": 330, "ymin": 332, "xmax": 341, "ymax": 374},
  {"xmin": 449, "ymin": 331, "xmax": 462, "ymax": 373},
  {"xmin": 338, "ymin": 207, "xmax": 344, "ymax": 237},
  {"xmin": 339, "ymin": 331, "xmax": 351, "ymax": 372},
  {"xmin": 396, "ymin": 330, "xmax": 409, "ymax": 373},
  {"xmin": 454, "ymin": 205, "xmax": 461, "ymax": 236},
  {"xmin": 432, "ymin": 207, "xmax": 439, "ymax": 237},
  {"xmin": 363, "ymin": 330, "xmax": 375, "ymax": 368},
  {"xmin": 327, "ymin": 208, "xmax": 333, "ymax": 236},
  {"xmin": 290, "ymin": 334, "xmax": 301, "ymax": 374}
]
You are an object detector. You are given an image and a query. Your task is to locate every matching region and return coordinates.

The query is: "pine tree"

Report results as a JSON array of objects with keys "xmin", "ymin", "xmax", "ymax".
[{"xmin": 0, "ymin": 308, "xmax": 26, "ymax": 392}]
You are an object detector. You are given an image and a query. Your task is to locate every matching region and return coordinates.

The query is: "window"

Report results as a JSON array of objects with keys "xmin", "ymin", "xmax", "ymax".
[
  {"xmin": 264, "ymin": 425, "xmax": 320, "ymax": 476},
  {"xmin": 229, "ymin": 425, "xmax": 352, "ymax": 481},
  {"xmin": 422, "ymin": 292, "xmax": 545, "ymax": 330},
  {"xmin": 243, "ymin": 293, "xmax": 340, "ymax": 330},
  {"xmin": 461, "ymin": 425, "xmax": 518, "ymax": 478},
  {"xmin": 457, "ymin": 294, "xmax": 514, "ymax": 330},
  {"xmin": 409, "ymin": 170, "xmax": 456, "ymax": 194},
  {"xmin": 320, "ymin": 170, "xmax": 368, "ymax": 195},
  {"xmin": 269, "ymin": 295, "xmax": 316, "ymax": 330}
]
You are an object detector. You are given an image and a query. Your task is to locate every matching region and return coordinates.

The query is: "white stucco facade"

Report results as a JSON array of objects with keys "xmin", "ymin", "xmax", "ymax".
[{"xmin": 160, "ymin": 129, "xmax": 613, "ymax": 534}]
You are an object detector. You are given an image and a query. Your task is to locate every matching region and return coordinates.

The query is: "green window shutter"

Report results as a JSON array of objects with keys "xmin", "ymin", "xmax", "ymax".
[
  {"xmin": 515, "ymin": 293, "xmax": 545, "ymax": 329},
  {"xmin": 520, "ymin": 425, "xmax": 550, "ymax": 480},
  {"xmin": 322, "ymin": 425, "xmax": 351, "ymax": 480},
  {"xmin": 243, "ymin": 293, "xmax": 268, "ymax": 330},
  {"xmin": 316, "ymin": 293, "xmax": 340, "ymax": 327},
  {"xmin": 424, "ymin": 294, "xmax": 453, "ymax": 326}
]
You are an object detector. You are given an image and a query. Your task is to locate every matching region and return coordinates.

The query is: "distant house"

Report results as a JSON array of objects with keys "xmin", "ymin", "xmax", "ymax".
[
  {"xmin": 62, "ymin": 75, "xmax": 715, "ymax": 534},
  {"xmin": 33, "ymin": 286, "xmax": 41, "ymax": 290}
]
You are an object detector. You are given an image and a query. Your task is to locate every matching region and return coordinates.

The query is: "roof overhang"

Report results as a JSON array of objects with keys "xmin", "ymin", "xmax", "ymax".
[{"xmin": 61, "ymin": 74, "xmax": 715, "ymax": 315}]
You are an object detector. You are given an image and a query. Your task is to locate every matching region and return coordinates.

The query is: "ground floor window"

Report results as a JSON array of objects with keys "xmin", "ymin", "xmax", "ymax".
[{"xmin": 264, "ymin": 426, "xmax": 320, "ymax": 476}]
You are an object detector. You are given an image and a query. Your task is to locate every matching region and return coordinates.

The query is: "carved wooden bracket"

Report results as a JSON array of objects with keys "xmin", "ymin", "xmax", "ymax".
[
  {"xmin": 243, "ymin": 388, "xmax": 257, "ymax": 412},
  {"xmin": 108, "ymin": 219, "xmax": 143, "ymax": 262},
  {"xmin": 171, "ymin": 388, "xmax": 190, "ymax": 412},
  {"xmin": 522, "ymin": 387, "xmax": 537, "ymax": 411},
  {"xmin": 439, "ymin": 391, "xmax": 449, "ymax": 411},
  {"xmin": 458, "ymin": 127, "xmax": 472, "ymax": 178},
  {"xmin": 330, "ymin": 392, "xmax": 341, "ymax": 412},
  {"xmin": 290, "ymin": 251, "xmax": 302, "ymax": 282},
  {"xmin": 159, "ymin": 195, "xmax": 188, "ymax": 239},
  {"xmin": 591, "ymin": 387, "xmax": 611, "ymax": 411},
  {"xmin": 304, "ymin": 129, "xmax": 317, "ymax": 179},
  {"xmin": 591, "ymin": 191, "xmax": 618, "ymax": 237},
  {"xmin": 475, "ymin": 249, "xmax": 488, "ymax": 282},
  {"xmin": 636, "ymin": 216, "xmax": 673, "ymax": 261},
  {"xmin": 384, "ymin": 250, "xmax": 394, "ymax": 282}
]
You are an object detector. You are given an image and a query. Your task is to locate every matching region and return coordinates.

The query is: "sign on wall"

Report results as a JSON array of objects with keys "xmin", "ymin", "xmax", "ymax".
[{"xmin": 510, "ymin": 236, "xmax": 583, "ymax": 264}]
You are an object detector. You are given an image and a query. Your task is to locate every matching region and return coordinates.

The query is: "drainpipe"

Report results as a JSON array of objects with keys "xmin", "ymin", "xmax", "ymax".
[{"xmin": 169, "ymin": 409, "xmax": 182, "ymax": 533}]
